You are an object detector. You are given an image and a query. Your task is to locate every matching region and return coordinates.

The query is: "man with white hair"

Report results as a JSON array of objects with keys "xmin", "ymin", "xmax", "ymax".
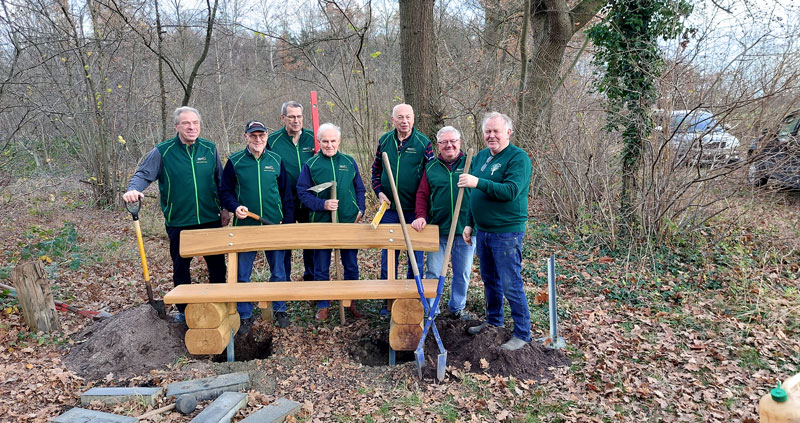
[
  {"xmin": 122, "ymin": 106, "xmax": 230, "ymax": 324},
  {"xmin": 411, "ymin": 126, "xmax": 476, "ymax": 320},
  {"xmin": 297, "ymin": 123, "xmax": 366, "ymax": 322},
  {"xmin": 458, "ymin": 112, "xmax": 533, "ymax": 351}
]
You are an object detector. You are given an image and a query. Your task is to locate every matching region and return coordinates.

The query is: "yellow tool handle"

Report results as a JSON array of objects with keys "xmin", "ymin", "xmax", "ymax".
[
  {"xmin": 370, "ymin": 200, "xmax": 389, "ymax": 229},
  {"xmin": 133, "ymin": 220, "xmax": 150, "ymax": 282}
]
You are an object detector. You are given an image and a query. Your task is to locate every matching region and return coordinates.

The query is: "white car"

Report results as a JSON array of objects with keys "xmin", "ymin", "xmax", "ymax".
[{"xmin": 655, "ymin": 109, "xmax": 741, "ymax": 165}]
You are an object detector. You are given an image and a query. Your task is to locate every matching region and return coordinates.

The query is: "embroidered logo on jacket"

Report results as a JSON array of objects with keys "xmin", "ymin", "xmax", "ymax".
[
  {"xmin": 196, "ymin": 156, "xmax": 208, "ymax": 164},
  {"xmin": 263, "ymin": 165, "xmax": 275, "ymax": 172},
  {"xmin": 490, "ymin": 163, "xmax": 502, "ymax": 176}
]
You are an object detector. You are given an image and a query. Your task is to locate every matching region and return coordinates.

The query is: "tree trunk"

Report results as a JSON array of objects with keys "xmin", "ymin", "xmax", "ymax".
[
  {"xmin": 13, "ymin": 261, "xmax": 61, "ymax": 333},
  {"xmin": 399, "ymin": 0, "xmax": 444, "ymax": 139},
  {"xmin": 154, "ymin": 0, "xmax": 167, "ymax": 138}
]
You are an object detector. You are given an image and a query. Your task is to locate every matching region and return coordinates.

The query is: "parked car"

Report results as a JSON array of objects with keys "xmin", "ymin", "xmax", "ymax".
[
  {"xmin": 654, "ymin": 109, "xmax": 741, "ymax": 165},
  {"xmin": 747, "ymin": 110, "xmax": 800, "ymax": 188}
]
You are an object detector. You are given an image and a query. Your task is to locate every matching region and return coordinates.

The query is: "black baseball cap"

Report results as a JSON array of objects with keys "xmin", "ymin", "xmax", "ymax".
[{"xmin": 245, "ymin": 120, "xmax": 267, "ymax": 133}]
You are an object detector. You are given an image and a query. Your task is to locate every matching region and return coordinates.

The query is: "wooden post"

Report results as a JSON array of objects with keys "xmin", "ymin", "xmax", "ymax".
[{"xmin": 12, "ymin": 261, "xmax": 61, "ymax": 333}]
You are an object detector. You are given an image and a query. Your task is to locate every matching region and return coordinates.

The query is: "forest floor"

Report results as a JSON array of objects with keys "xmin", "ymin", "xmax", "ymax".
[{"xmin": 1, "ymin": 173, "xmax": 799, "ymax": 422}]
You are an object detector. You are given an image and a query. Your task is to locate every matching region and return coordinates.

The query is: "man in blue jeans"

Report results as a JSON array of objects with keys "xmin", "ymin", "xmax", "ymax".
[
  {"xmin": 458, "ymin": 112, "xmax": 532, "ymax": 351},
  {"xmin": 221, "ymin": 120, "xmax": 294, "ymax": 330},
  {"xmin": 411, "ymin": 126, "xmax": 476, "ymax": 320}
]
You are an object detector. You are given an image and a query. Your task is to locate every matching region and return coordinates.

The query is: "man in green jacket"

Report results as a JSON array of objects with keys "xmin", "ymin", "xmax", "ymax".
[
  {"xmin": 123, "ymin": 106, "xmax": 229, "ymax": 323},
  {"xmin": 458, "ymin": 112, "xmax": 533, "ymax": 351},
  {"xmin": 370, "ymin": 103, "xmax": 434, "ymax": 315},
  {"xmin": 297, "ymin": 123, "xmax": 366, "ymax": 322},
  {"xmin": 221, "ymin": 120, "xmax": 294, "ymax": 330}
]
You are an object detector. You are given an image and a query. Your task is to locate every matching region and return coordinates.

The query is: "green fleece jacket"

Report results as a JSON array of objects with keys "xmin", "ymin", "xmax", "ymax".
[{"xmin": 466, "ymin": 143, "xmax": 531, "ymax": 233}]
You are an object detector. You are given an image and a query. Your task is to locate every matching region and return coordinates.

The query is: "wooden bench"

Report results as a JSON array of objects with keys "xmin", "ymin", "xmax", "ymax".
[{"xmin": 163, "ymin": 223, "xmax": 440, "ymax": 355}]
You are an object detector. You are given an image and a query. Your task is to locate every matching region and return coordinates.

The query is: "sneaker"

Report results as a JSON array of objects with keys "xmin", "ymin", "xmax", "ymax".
[
  {"xmin": 452, "ymin": 309, "xmax": 477, "ymax": 321},
  {"xmin": 500, "ymin": 336, "xmax": 529, "ymax": 351},
  {"xmin": 171, "ymin": 312, "xmax": 186, "ymax": 324},
  {"xmin": 315, "ymin": 307, "xmax": 329, "ymax": 321},
  {"xmin": 275, "ymin": 311, "xmax": 290, "ymax": 328},
  {"xmin": 467, "ymin": 321, "xmax": 496, "ymax": 335}
]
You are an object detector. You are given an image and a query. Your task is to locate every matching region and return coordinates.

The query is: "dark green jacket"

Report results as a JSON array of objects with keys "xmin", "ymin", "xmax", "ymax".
[
  {"xmin": 153, "ymin": 136, "xmax": 222, "ymax": 227},
  {"xmin": 424, "ymin": 154, "xmax": 471, "ymax": 236},
  {"xmin": 220, "ymin": 148, "xmax": 294, "ymax": 227},
  {"xmin": 373, "ymin": 128, "xmax": 432, "ymax": 213},
  {"xmin": 297, "ymin": 152, "xmax": 366, "ymax": 224},
  {"xmin": 267, "ymin": 127, "xmax": 315, "ymax": 213},
  {"xmin": 466, "ymin": 143, "xmax": 531, "ymax": 233}
]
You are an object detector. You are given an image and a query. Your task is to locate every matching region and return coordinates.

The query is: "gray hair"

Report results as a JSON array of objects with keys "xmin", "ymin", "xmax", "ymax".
[
  {"xmin": 482, "ymin": 111, "xmax": 513, "ymax": 133},
  {"xmin": 281, "ymin": 101, "xmax": 304, "ymax": 115},
  {"xmin": 173, "ymin": 106, "xmax": 201, "ymax": 125},
  {"xmin": 317, "ymin": 122, "xmax": 341, "ymax": 140},
  {"xmin": 392, "ymin": 103, "xmax": 413, "ymax": 117},
  {"xmin": 436, "ymin": 126, "xmax": 461, "ymax": 141}
]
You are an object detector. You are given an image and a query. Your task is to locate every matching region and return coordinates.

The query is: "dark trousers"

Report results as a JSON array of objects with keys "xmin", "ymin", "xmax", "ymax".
[
  {"xmin": 283, "ymin": 206, "xmax": 315, "ymax": 281},
  {"xmin": 166, "ymin": 221, "xmax": 227, "ymax": 313}
]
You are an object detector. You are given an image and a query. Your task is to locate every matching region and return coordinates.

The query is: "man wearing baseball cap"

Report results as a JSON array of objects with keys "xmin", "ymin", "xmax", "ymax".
[{"xmin": 220, "ymin": 120, "xmax": 295, "ymax": 331}]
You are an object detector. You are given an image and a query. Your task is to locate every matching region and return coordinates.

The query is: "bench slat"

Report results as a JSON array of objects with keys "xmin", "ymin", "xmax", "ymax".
[
  {"xmin": 163, "ymin": 279, "xmax": 439, "ymax": 304},
  {"xmin": 179, "ymin": 223, "xmax": 439, "ymax": 257}
]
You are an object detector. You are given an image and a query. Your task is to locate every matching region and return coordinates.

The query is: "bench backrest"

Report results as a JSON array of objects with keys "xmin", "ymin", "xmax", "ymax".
[{"xmin": 179, "ymin": 223, "xmax": 440, "ymax": 258}]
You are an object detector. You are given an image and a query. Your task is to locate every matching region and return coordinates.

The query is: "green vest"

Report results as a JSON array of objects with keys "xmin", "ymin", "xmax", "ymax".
[
  {"xmin": 227, "ymin": 148, "xmax": 285, "ymax": 227},
  {"xmin": 156, "ymin": 136, "xmax": 221, "ymax": 227},
  {"xmin": 267, "ymin": 128, "xmax": 315, "ymax": 202},
  {"xmin": 305, "ymin": 152, "xmax": 361, "ymax": 223},
  {"xmin": 425, "ymin": 154, "xmax": 470, "ymax": 236},
  {"xmin": 378, "ymin": 128, "xmax": 430, "ymax": 213}
]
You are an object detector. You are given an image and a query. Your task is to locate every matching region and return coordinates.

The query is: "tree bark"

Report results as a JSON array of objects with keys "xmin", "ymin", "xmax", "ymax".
[
  {"xmin": 399, "ymin": 0, "xmax": 444, "ymax": 139},
  {"xmin": 13, "ymin": 261, "xmax": 61, "ymax": 333}
]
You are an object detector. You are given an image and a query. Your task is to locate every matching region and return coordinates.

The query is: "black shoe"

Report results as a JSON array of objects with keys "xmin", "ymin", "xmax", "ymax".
[
  {"xmin": 237, "ymin": 316, "xmax": 254, "ymax": 336},
  {"xmin": 275, "ymin": 312, "xmax": 290, "ymax": 328}
]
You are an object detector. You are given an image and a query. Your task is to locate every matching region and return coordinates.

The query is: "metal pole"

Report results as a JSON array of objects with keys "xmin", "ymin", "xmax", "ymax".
[{"xmin": 546, "ymin": 255, "xmax": 565, "ymax": 349}]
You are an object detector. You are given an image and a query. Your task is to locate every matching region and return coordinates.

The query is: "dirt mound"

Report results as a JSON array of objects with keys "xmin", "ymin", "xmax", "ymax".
[
  {"xmin": 63, "ymin": 305, "xmax": 187, "ymax": 380},
  {"xmin": 425, "ymin": 317, "xmax": 570, "ymax": 381}
]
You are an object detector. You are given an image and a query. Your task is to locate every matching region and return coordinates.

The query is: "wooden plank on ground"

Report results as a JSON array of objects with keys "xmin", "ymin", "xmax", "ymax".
[
  {"xmin": 179, "ymin": 223, "xmax": 439, "ymax": 257},
  {"xmin": 165, "ymin": 279, "xmax": 438, "ymax": 305}
]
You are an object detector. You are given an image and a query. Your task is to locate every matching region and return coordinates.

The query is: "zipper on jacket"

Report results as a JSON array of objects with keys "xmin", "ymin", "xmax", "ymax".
[
  {"xmin": 330, "ymin": 155, "xmax": 338, "ymax": 223},
  {"xmin": 187, "ymin": 143, "xmax": 200, "ymax": 225}
]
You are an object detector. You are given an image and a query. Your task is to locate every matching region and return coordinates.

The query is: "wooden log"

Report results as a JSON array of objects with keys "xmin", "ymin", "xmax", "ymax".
[
  {"xmin": 389, "ymin": 321, "xmax": 423, "ymax": 351},
  {"xmin": 12, "ymin": 261, "xmax": 60, "ymax": 333},
  {"xmin": 257, "ymin": 301, "xmax": 273, "ymax": 322},
  {"xmin": 391, "ymin": 298, "xmax": 424, "ymax": 325},
  {"xmin": 185, "ymin": 302, "xmax": 229, "ymax": 329},
  {"xmin": 185, "ymin": 313, "xmax": 240, "ymax": 355}
]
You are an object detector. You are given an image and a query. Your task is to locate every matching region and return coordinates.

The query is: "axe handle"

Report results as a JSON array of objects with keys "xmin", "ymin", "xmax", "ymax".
[
  {"xmin": 245, "ymin": 211, "xmax": 274, "ymax": 225},
  {"xmin": 440, "ymin": 148, "xmax": 474, "ymax": 275}
]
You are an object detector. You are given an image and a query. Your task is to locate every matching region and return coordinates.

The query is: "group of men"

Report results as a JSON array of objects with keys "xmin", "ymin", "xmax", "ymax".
[{"xmin": 123, "ymin": 102, "xmax": 533, "ymax": 350}]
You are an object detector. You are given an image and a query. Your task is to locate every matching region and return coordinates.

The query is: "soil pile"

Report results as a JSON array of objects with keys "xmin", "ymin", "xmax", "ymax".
[{"xmin": 63, "ymin": 304, "xmax": 187, "ymax": 380}]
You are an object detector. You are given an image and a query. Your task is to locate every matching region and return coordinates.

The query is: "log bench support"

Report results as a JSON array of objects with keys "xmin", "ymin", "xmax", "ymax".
[{"xmin": 163, "ymin": 223, "xmax": 440, "ymax": 360}]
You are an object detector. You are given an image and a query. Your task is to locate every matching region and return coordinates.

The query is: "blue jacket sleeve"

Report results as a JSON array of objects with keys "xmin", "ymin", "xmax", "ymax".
[
  {"xmin": 278, "ymin": 162, "xmax": 294, "ymax": 223},
  {"xmin": 127, "ymin": 147, "xmax": 162, "ymax": 192},
  {"xmin": 220, "ymin": 160, "xmax": 241, "ymax": 212},
  {"xmin": 296, "ymin": 164, "xmax": 327, "ymax": 212},
  {"xmin": 353, "ymin": 162, "xmax": 366, "ymax": 213}
]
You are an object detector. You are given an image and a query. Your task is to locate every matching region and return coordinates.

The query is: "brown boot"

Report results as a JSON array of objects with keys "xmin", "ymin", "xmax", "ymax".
[
  {"xmin": 315, "ymin": 307, "xmax": 329, "ymax": 321},
  {"xmin": 348, "ymin": 301, "xmax": 364, "ymax": 319}
]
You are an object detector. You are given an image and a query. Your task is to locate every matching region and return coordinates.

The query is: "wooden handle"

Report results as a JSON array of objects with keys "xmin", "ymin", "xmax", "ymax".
[
  {"xmin": 440, "ymin": 148, "xmax": 474, "ymax": 276},
  {"xmin": 381, "ymin": 152, "xmax": 420, "ymax": 277}
]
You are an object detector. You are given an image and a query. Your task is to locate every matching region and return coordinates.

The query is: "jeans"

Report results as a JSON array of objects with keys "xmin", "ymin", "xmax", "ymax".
[
  {"xmin": 282, "ymin": 206, "xmax": 314, "ymax": 281},
  {"xmin": 313, "ymin": 249, "xmax": 359, "ymax": 309},
  {"xmin": 237, "ymin": 250, "xmax": 286, "ymax": 316},
  {"xmin": 166, "ymin": 222, "xmax": 227, "ymax": 314},
  {"xmin": 380, "ymin": 210, "xmax": 424, "ymax": 279},
  {"xmin": 425, "ymin": 234, "xmax": 476, "ymax": 313},
  {"xmin": 475, "ymin": 230, "xmax": 531, "ymax": 342}
]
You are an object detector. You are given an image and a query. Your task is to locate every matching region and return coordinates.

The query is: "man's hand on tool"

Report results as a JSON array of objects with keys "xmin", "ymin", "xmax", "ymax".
[
  {"xmin": 377, "ymin": 192, "xmax": 390, "ymax": 206},
  {"xmin": 221, "ymin": 209, "xmax": 231, "ymax": 226},
  {"xmin": 457, "ymin": 173, "xmax": 479, "ymax": 189},
  {"xmin": 462, "ymin": 226, "xmax": 473, "ymax": 245},
  {"xmin": 324, "ymin": 199, "xmax": 339, "ymax": 211},
  {"xmin": 122, "ymin": 190, "xmax": 144, "ymax": 203},
  {"xmin": 235, "ymin": 206, "xmax": 249, "ymax": 220},
  {"xmin": 355, "ymin": 211, "xmax": 364, "ymax": 223},
  {"xmin": 411, "ymin": 217, "xmax": 426, "ymax": 232}
]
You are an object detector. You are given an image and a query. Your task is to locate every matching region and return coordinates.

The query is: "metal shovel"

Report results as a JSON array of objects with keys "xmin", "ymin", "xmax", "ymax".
[
  {"xmin": 382, "ymin": 152, "xmax": 448, "ymax": 381},
  {"xmin": 125, "ymin": 199, "xmax": 167, "ymax": 319}
]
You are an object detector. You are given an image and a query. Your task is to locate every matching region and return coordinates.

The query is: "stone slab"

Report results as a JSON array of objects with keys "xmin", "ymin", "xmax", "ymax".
[
  {"xmin": 190, "ymin": 391, "xmax": 248, "ymax": 423},
  {"xmin": 80, "ymin": 387, "xmax": 163, "ymax": 406},
  {"xmin": 240, "ymin": 398, "xmax": 301, "ymax": 423},
  {"xmin": 166, "ymin": 372, "xmax": 249, "ymax": 401},
  {"xmin": 52, "ymin": 407, "xmax": 137, "ymax": 423}
]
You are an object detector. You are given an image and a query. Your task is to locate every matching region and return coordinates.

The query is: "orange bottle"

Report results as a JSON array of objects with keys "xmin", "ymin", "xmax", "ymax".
[{"xmin": 760, "ymin": 373, "xmax": 800, "ymax": 423}]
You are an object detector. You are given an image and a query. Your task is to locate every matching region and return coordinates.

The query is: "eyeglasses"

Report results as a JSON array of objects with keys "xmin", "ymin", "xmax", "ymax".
[
  {"xmin": 437, "ymin": 139, "xmax": 460, "ymax": 145},
  {"xmin": 284, "ymin": 115, "xmax": 302, "ymax": 121},
  {"xmin": 480, "ymin": 155, "xmax": 494, "ymax": 172}
]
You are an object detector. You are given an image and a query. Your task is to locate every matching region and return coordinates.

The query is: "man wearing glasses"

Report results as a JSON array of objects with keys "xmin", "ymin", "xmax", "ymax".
[
  {"xmin": 411, "ymin": 126, "xmax": 476, "ymax": 321},
  {"xmin": 457, "ymin": 112, "xmax": 533, "ymax": 351},
  {"xmin": 221, "ymin": 120, "xmax": 294, "ymax": 330},
  {"xmin": 122, "ymin": 106, "xmax": 229, "ymax": 324},
  {"xmin": 267, "ymin": 101, "xmax": 317, "ymax": 285}
]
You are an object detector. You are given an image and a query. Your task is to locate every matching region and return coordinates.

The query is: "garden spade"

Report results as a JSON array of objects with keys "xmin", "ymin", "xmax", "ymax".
[
  {"xmin": 381, "ymin": 152, "xmax": 447, "ymax": 381},
  {"xmin": 125, "ymin": 199, "xmax": 167, "ymax": 319}
]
